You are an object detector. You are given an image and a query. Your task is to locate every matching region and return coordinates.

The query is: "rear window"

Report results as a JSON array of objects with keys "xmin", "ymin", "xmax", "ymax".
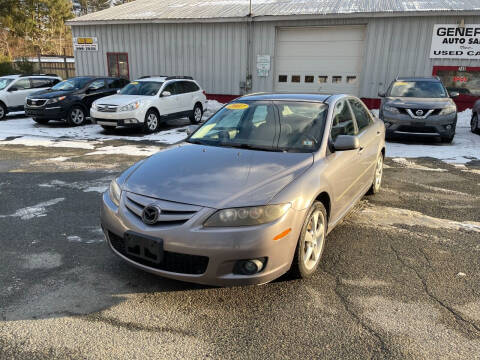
[{"xmin": 389, "ymin": 81, "xmax": 447, "ymax": 98}]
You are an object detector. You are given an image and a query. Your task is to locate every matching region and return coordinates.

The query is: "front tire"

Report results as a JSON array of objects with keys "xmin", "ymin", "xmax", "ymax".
[
  {"xmin": 189, "ymin": 103, "xmax": 203, "ymax": 124},
  {"xmin": 67, "ymin": 106, "xmax": 86, "ymax": 126},
  {"xmin": 291, "ymin": 201, "xmax": 327, "ymax": 278},
  {"xmin": 0, "ymin": 102, "xmax": 6, "ymax": 120},
  {"xmin": 471, "ymin": 114, "xmax": 479, "ymax": 134},
  {"xmin": 143, "ymin": 109, "xmax": 160, "ymax": 133},
  {"xmin": 367, "ymin": 153, "xmax": 384, "ymax": 195}
]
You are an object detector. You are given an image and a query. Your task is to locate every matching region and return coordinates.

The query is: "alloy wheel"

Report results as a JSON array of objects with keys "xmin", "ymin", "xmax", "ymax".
[
  {"xmin": 303, "ymin": 210, "xmax": 326, "ymax": 270},
  {"xmin": 147, "ymin": 113, "xmax": 158, "ymax": 131},
  {"xmin": 71, "ymin": 108, "xmax": 84, "ymax": 125},
  {"xmin": 194, "ymin": 107, "xmax": 202, "ymax": 122},
  {"xmin": 374, "ymin": 155, "xmax": 383, "ymax": 192},
  {"xmin": 0, "ymin": 107, "xmax": 4, "ymax": 119}
]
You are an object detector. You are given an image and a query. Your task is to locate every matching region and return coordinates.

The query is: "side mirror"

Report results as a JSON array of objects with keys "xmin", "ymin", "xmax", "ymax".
[
  {"xmin": 186, "ymin": 125, "xmax": 199, "ymax": 136},
  {"xmin": 8, "ymin": 87, "xmax": 17, "ymax": 92},
  {"xmin": 449, "ymin": 91, "xmax": 460, "ymax": 98},
  {"xmin": 333, "ymin": 135, "xmax": 360, "ymax": 151},
  {"xmin": 378, "ymin": 91, "xmax": 386, "ymax": 97},
  {"xmin": 161, "ymin": 91, "xmax": 171, "ymax": 97}
]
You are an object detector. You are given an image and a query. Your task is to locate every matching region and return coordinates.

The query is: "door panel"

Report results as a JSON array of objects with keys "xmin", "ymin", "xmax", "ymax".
[
  {"xmin": 160, "ymin": 82, "xmax": 181, "ymax": 116},
  {"xmin": 8, "ymin": 78, "xmax": 32, "ymax": 107}
]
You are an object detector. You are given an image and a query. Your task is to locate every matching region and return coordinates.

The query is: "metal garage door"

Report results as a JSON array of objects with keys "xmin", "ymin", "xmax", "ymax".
[{"xmin": 274, "ymin": 26, "xmax": 366, "ymax": 96}]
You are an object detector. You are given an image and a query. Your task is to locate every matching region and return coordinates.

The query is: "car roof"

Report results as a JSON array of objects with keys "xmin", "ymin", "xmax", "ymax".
[
  {"xmin": 137, "ymin": 77, "xmax": 167, "ymax": 82},
  {"xmin": 394, "ymin": 77, "xmax": 441, "ymax": 82},
  {"xmin": 236, "ymin": 93, "xmax": 333, "ymax": 102}
]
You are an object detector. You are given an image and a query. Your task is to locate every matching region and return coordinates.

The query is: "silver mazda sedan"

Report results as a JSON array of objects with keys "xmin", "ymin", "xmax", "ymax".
[{"xmin": 101, "ymin": 93, "xmax": 385, "ymax": 286}]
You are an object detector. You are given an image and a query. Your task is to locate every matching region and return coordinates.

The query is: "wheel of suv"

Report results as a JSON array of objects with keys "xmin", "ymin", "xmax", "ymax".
[
  {"xmin": 367, "ymin": 153, "xmax": 384, "ymax": 195},
  {"xmin": 143, "ymin": 109, "xmax": 160, "ymax": 133},
  {"xmin": 67, "ymin": 106, "xmax": 86, "ymax": 126},
  {"xmin": 32, "ymin": 118, "xmax": 49, "ymax": 125},
  {"xmin": 189, "ymin": 103, "xmax": 203, "ymax": 124},
  {"xmin": 471, "ymin": 114, "xmax": 479, "ymax": 134},
  {"xmin": 0, "ymin": 102, "xmax": 6, "ymax": 120},
  {"xmin": 291, "ymin": 201, "xmax": 327, "ymax": 278}
]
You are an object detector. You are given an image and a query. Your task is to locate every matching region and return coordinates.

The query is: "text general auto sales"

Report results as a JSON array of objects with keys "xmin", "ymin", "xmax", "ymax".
[{"xmin": 431, "ymin": 25, "xmax": 480, "ymax": 58}]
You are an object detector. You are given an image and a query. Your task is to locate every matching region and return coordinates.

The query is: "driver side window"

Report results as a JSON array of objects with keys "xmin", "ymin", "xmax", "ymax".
[
  {"xmin": 331, "ymin": 100, "xmax": 356, "ymax": 142},
  {"xmin": 12, "ymin": 78, "xmax": 31, "ymax": 90},
  {"xmin": 163, "ymin": 82, "xmax": 178, "ymax": 96},
  {"xmin": 89, "ymin": 80, "xmax": 105, "ymax": 91}
]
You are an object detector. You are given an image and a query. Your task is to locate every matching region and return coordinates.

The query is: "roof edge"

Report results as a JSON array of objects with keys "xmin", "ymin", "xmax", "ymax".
[{"xmin": 66, "ymin": 10, "xmax": 480, "ymax": 27}]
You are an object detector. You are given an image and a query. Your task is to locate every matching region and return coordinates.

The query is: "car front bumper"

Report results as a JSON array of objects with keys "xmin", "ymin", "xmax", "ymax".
[
  {"xmin": 381, "ymin": 112, "xmax": 457, "ymax": 137},
  {"xmin": 101, "ymin": 191, "xmax": 306, "ymax": 286},
  {"xmin": 91, "ymin": 108, "xmax": 144, "ymax": 127},
  {"xmin": 24, "ymin": 105, "xmax": 68, "ymax": 120}
]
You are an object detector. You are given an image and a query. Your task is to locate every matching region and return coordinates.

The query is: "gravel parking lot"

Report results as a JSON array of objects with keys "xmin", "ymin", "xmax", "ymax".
[{"xmin": 0, "ymin": 113, "xmax": 479, "ymax": 359}]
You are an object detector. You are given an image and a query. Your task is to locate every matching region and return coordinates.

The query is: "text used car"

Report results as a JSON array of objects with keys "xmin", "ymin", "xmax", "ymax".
[{"xmin": 101, "ymin": 93, "xmax": 386, "ymax": 286}]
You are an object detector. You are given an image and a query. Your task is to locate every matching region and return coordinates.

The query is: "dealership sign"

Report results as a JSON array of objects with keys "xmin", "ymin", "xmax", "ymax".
[
  {"xmin": 73, "ymin": 37, "xmax": 98, "ymax": 51},
  {"xmin": 430, "ymin": 25, "xmax": 480, "ymax": 59}
]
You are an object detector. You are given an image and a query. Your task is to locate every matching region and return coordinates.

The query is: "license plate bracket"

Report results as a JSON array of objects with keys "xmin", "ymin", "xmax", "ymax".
[{"xmin": 124, "ymin": 231, "xmax": 163, "ymax": 264}]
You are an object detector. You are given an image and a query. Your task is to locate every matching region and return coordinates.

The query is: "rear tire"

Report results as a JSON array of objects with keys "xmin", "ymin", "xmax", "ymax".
[
  {"xmin": 0, "ymin": 102, "xmax": 6, "ymax": 120},
  {"xmin": 367, "ymin": 153, "xmax": 384, "ymax": 195},
  {"xmin": 67, "ymin": 106, "xmax": 86, "ymax": 126},
  {"xmin": 291, "ymin": 201, "xmax": 327, "ymax": 279},
  {"xmin": 471, "ymin": 114, "xmax": 479, "ymax": 134},
  {"xmin": 143, "ymin": 109, "xmax": 160, "ymax": 133},
  {"xmin": 189, "ymin": 103, "xmax": 203, "ymax": 124},
  {"xmin": 33, "ymin": 118, "xmax": 49, "ymax": 125}
]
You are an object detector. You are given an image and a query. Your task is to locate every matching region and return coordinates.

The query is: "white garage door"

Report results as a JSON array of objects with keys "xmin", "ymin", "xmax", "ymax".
[{"xmin": 274, "ymin": 26, "xmax": 366, "ymax": 96}]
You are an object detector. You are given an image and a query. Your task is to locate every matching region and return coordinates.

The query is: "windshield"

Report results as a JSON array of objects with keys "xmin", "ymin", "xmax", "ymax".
[
  {"xmin": 0, "ymin": 78, "xmax": 13, "ymax": 91},
  {"xmin": 188, "ymin": 101, "xmax": 328, "ymax": 152},
  {"xmin": 52, "ymin": 78, "xmax": 92, "ymax": 91},
  {"xmin": 389, "ymin": 81, "xmax": 448, "ymax": 98},
  {"xmin": 119, "ymin": 81, "xmax": 163, "ymax": 96}
]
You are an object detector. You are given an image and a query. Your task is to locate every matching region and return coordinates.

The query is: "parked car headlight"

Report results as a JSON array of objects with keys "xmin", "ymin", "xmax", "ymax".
[
  {"xmin": 119, "ymin": 101, "xmax": 140, "ymax": 112},
  {"xmin": 439, "ymin": 104, "xmax": 457, "ymax": 116},
  {"xmin": 204, "ymin": 204, "xmax": 291, "ymax": 227},
  {"xmin": 383, "ymin": 105, "xmax": 400, "ymax": 114},
  {"xmin": 109, "ymin": 179, "xmax": 122, "ymax": 206},
  {"xmin": 48, "ymin": 96, "xmax": 66, "ymax": 104}
]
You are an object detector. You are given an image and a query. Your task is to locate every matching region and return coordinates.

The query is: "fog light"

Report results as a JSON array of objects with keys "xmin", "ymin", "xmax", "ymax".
[
  {"xmin": 234, "ymin": 258, "xmax": 267, "ymax": 275},
  {"xmin": 124, "ymin": 119, "xmax": 139, "ymax": 124}
]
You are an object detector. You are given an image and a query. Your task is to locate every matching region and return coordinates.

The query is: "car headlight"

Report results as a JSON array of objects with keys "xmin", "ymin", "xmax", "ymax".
[
  {"xmin": 109, "ymin": 179, "xmax": 122, "ymax": 206},
  {"xmin": 383, "ymin": 105, "xmax": 400, "ymax": 114},
  {"xmin": 439, "ymin": 104, "xmax": 457, "ymax": 116},
  {"xmin": 119, "ymin": 101, "xmax": 140, "ymax": 112},
  {"xmin": 48, "ymin": 96, "xmax": 66, "ymax": 104},
  {"xmin": 204, "ymin": 204, "xmax": 291, "ymax": 227}
]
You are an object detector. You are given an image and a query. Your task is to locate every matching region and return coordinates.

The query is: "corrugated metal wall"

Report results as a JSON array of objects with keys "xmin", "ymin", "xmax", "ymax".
[
  {"xmin": 72, "ymin": 15, "xmax": 480, "ymax": 98},
  {"xmin": 73, "ymin": 23, "xmax": 248, "ymax": 95}
]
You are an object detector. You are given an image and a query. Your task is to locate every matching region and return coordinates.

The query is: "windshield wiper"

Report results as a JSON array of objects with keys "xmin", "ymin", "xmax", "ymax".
[{"xmin": 224, "ymin": 143, "xmax": 283, "ymax": 152}]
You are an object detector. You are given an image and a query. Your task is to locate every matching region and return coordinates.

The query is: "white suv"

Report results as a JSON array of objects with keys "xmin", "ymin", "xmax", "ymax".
[
  {"xmin": 0, "ymin": 74, "xmax": 61, "ymax": 120},
  {"xmin": 91, "ymin": 76, "xmax": 207, "ymax": 133}
]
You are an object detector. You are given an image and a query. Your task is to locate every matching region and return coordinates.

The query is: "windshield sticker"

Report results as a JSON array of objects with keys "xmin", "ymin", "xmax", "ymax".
[
  {"xmin": 395, "ymin": 82, "xmax": 408, "ymax": 86},
  {"xmin": 226, "ymin": 103, "xmax": 249, "ymax": 110},
  {"xmin": 303, "ymin": 140, "xmax": 314, "ymax": 147},
  {"xmin": 130, "ymin": 81, "xmax": 139, "ymax": 85}
]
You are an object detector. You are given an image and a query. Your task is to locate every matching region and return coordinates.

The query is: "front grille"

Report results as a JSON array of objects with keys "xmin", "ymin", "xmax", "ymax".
[
  {"xmin": 400, "ymin": 108, "xmax": 441, "ymax": 118},
  {"xmin": 97, "ymin": 104, "xmax": 118, "ymax": 112},
  {"xmin": 396, "ymin": 125, "xmax": 438, "ymax": 134},
  {"xmin": 124, "ymin": 192, "xmax": 201, "ymax": 227},
  {"xmin": 27, "ymin": 99, "xmax": 47, "ymax": 107},
  {"xmin": 108, "ymin": 231, "xmax": 209, "ymax": 275}
]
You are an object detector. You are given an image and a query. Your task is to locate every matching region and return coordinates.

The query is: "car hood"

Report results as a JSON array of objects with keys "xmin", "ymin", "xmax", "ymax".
[
  {"xmin": 385, "ymin": 97, "xmax": 454, "ymax": 109},
  {"xmin": 28, "ymin": 89, "xmax": 73, "ymax": 98},
  {"xmin": 122, "ymin": 143, "xmax": 313, "ymax": 209},
  {"xmin": 95, "ymin": 94, "xmax": 152, "ymax": 105}
]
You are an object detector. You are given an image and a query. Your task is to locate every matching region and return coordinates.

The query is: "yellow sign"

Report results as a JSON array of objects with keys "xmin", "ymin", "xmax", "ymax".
[
  {"xmin": 226, "ymin": 103, "xmax": 249, "ymax": 110},
  {"xmin": 77, "ymin": 37, "xmax": 94, "ymax": 44}
]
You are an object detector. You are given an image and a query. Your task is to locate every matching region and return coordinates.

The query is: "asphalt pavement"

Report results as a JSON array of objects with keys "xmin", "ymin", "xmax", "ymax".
[{"xmin": 0, "ymin": 134, "xmax": 479, "ymax": 360}]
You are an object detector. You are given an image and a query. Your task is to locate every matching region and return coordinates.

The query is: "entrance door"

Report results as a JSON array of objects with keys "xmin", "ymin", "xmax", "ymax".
[{"xmin": 274, "ymin": 26, "xmax": 366, "ymax": 95}]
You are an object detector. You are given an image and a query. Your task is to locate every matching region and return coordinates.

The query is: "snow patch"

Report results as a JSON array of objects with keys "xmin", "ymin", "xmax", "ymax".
[
  {"xmin": 391, "ymin": 157, "xmax": 447, "ymax": 172},
  {"xmin": 0, "ymin": 198, "xmax": 64, "ymax": 220},
  {"xmin": 85, "ymin": 145, "xmax": 159, "ymax": 157},
  {"xmin": 39, "ymin": 176, "xmax": 113, "ymax": 193}
]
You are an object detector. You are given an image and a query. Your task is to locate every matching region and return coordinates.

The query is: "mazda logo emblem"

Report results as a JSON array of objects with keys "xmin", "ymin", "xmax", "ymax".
[
  {"xmin": 416, "ymin": 110, "xmax": 424, "ymax": 116},
  {"xmin": 142, "ymin": 204, "xmax": 161, "ymax": 225}
]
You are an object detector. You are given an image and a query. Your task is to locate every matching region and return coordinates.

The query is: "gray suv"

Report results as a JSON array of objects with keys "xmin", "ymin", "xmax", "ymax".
[{"xmin": 379, "ymin": 77, "xmax": 458, "ymax": 143}]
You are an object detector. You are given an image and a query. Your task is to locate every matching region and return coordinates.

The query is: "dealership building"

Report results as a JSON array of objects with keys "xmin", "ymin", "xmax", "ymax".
[{"xmin": 67, "ymin": 0, "xmax": 480, "ymax": 109}]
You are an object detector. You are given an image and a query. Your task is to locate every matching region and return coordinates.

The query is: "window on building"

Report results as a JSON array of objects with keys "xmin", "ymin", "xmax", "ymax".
[
  {"xmin": 107, "ymin": 53, "xmax": 129, "ymax": 79},
  {"xmin": 435, "ymin": 68, "xmax": 480, "ymax": 96},
  {"xmin": 291, "ymin": 75, "xmax": 300, "ymax": 83},
  {"xmin": 278, "ymin": 75, "xmax": 287, "ymax": 83},
  {"xmin": 346, "ymin": 76, "xmax": 357, "ymax": 84},
  {"xmin": 332, "ymin": 76, "xmax": 342, "ymax": 83},
  {"xmin": 305, "ymin": 75, "xmax": 314, "ymax": 83},
  {"xmin": 318, "ymin": 76, "xmax": 328, "ymax": 83}
]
